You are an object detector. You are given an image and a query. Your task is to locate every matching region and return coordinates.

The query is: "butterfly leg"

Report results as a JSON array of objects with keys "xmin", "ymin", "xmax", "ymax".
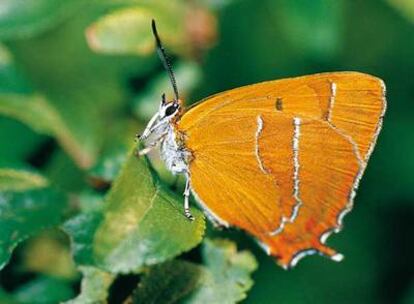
[
  {"xmin": 135, "ymin": 143, "xmax": 156, "ymax": 157},
  {"xmin": 134, "ymin": 141, "xmax": 158, "ymax": 157},
  {"xmin": 134, "ymin": 133, "xmax": 167, "ymax": 157},
  {"xmin": 183, "ymin": 175, "xmax": 195, "ymax": 221}
]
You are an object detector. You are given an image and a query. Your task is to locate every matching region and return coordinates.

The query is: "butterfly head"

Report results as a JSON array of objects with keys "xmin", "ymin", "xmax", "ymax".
[
  {"xmin": 159, "ymin": 93, "xmax": 183, "ymax": 120},
  {"xmin": 138, "ymin": 94, "xmax": 182, "ymax": 142}
]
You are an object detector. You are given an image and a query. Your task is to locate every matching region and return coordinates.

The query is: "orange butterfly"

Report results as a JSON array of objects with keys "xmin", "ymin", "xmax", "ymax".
[{"xmin": 137, "ymin": 20, "xmax": 386, "ymax": 269}]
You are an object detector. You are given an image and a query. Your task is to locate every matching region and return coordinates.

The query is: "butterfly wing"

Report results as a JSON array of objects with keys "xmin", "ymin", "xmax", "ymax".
[{"xmin": 177, "ymin": 72, "xmax": 386, "ymax": 268}]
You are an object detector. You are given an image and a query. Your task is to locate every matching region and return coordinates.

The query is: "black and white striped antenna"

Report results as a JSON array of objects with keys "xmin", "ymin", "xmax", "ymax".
[{"xmin": 151, "ymin": 19, "xmax": 179, "ymax": 101}]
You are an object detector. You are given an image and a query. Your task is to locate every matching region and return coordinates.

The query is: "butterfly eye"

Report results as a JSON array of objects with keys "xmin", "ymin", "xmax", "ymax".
[{"xmin": 165, "ymin": 103, "xmax": 178, "ymax": 116}]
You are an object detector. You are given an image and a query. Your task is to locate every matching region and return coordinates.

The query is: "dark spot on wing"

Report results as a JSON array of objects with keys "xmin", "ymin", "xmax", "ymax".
[{"xmin": 276, "ymin": 97, "xmax": 283, "ymax": 111}]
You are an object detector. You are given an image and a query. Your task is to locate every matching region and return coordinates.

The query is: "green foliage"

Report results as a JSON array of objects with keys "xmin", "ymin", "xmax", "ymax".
[
  {"xmin": 86, "ymin": 4, "xmax": 186, "ymax": 55},
  {"xmin": 387, "ymin": 0, "xmax": 414, "ymax": 22},
  {"xmin": 274, "ymin": 0, "xmax": 344, "ymax": 59},
  {"xmin": 184, "ymin": 239, "xmax": 258, "ymax": 303},
  {"xmin": 64, "ymin": 154, "xmax": 205, "ymax": 273},
  {"xmin": 0, "ymin": 94, "xmax": 92, "ymax": 167},
  {"xmin": 11, "ymin": 276, "xmax": 74, "ymax": 304},
  {"xmin": 130, "ymin": 239, "xmax": 258, "ymax": 304},
  {"xmin": 0, "ymin": 167, "xmax": 48, "ymax": 191},
  {"xmin": 130, "ymin": 260, "xmax": 204, "ymax": 303},
  {"xmin": 88, "ymin": 120, "xmax": 137, "ymax": 183},
  {"xmin": 0, "ymin": 0, "xmax": 412, "ymax": 302},
  {"xmin": 0, "ymin": 0, "xmax": 86, "ymax": 39},
  {"xmin": 20, "ymin": 231, "xmax": 78, "ymax": 280},
  {"xmin": 0, "ymin": 185, "xmax": 68, "ymax": 269},
  {"xmin": 63, "ymin": 267, "xmax": 114, "ymax": 304}
]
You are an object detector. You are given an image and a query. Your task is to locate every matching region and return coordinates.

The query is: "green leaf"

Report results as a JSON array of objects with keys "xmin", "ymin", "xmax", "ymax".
[
  {"xmin": 130, "ymin": 239, "xmax": 258, "ymax": 304},
  {"xmin": 44, "ymin": 150, "xmax": 87, "ymax": 193},
  {"xmin": 77, "ymin": 190, "xmax": 105, "ymax": 213},
  {"xmin": 0, "ymin": 288, "xmax": 19, "ymax": 304},
  {"xmin": 0, "ymin": 94, "xmax": 65, "ymax": 135},
  {"xmin": 13, "ymin": 276, "xmax": 74, "ymax": 304},
  {"xmin": 0, "ymin": 45, "xmax": 48, "ymax": 162},
  {"xmin": 0, "ymin": 0, "xmax": 86, "ymax": 39},
  {"xmin": 21, "ymin": 231, "xmax": 79, "ymax": 280},
  {"xmin": 387, "ymin": 0, "xmax": 414, "ymax": 22},
  {"xmin": 0, "ymin": 44, "xmax": 32, "ymax": 94},
  {"xmin": 184, "ymin": 239, "xmax": 258, "ymax": 303},
  {"xmin": 0, "ymin": 188, "xmax": 68, "ymax": 269},
  {"xmin": 0, "ymin": 278, "xmax": 74, "ymax": 304},
  {"xmin": 64, "ymin": 266, "xmax": 114, "ymax": 304},
  {"xmin": 5, "ymin": 5, "xmax": 156, "ymax": 168},
  {"xmin": 63, "ymin": 152, "xmax": 205, "ymax": 273},
  {"xmin": 0, "ymin": 93, "xmax": 94, "ymax": 168},
  {"xmin": 89, "ymin": 120, "xmax": 138, "ymax": 183},
  {"xmin": 130, "ymin": 260, "xmax": 204, "ymax": 304},
  {"xmin": 86, "ymin": 4, "xmax": 186, "ymax": 55},
  {"xmin": 0, "ymin": 167, "xmax": 49, "ymax": 191},
  {"xmin": 0, "ymin": 118, "xmax": 46, "ymax": 163}
]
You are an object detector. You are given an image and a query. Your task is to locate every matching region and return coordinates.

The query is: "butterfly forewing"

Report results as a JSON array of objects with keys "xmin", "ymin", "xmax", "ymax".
[
  {"xmin": 184, "ymin": 72, "xmax": 385, "ymax": 161},
  {"xmin": 177, "ymin": 72, "xmax": 386, "ymax": 268},
  {"xmin": 185, "ymin": 112, "xmax": 284, "ymax": 235}
]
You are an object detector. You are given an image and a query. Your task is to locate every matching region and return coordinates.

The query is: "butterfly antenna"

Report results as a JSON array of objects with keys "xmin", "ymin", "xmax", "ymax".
[{"xmin": 151, "ymin": 19, "xmax": 179, "ymax": 101}]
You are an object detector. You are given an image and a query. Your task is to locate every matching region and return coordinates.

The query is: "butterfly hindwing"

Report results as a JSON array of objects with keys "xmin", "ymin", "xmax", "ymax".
[{"xmin": 177, "ymin": 72, "xmax": 385, "ymax": 268}]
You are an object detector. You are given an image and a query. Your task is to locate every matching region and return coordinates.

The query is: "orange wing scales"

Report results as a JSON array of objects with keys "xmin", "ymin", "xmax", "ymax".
[
  {"xmin": 177, "ymin": 72, "xmax": 386, "ymax": 268},
  {"xmin": 267, "ymin": 116, "xmax": 303, "ymax": 236},
  {"xmin": 186, "ymin": 113, "xmax": 285, "ymax": 235},
  {"xmin": 256, "ymin": 116, "xmax": 363, "ymax": 268}
]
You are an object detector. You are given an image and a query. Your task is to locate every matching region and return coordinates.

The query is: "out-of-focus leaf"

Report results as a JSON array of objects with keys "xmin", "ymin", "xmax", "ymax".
[
  {"xmin": 0, "ymin": 167, "xmax": 48, "ymax": 191},
  {"xmin": 133, "ymin": 61, "xmax": 202, "ymax": 120},
  {"xmin": 86, "ymin": 2, "xmax": 217, "ymax": 56},
  {"xmin": 21, "ymin": 231, "xmax": 78, "ymax": 280},
  {"xmin": 0, "ymin": 94, "xmax": 93, "ymax": 168},
  {"xmin": 129, "ymin": 260, "xmax": 204, "ymax": 304},
  {"xmin": 63, "ymin": 153, "xmax": 205, "ymax": 273},
  {"xmin": 44, "ymin": 150, "xmax": 87, "ymax": 193},
  {"xmin": 64, "ymin": 266, "xmax": 114, "ymax": 304},
  {"xmin": 0, "ymin": 118, "xmax": 46, "ymax": 163},
  {"xmin": 0, "ymin": 0, "xmax": 86, "ymax": 39},
  {"xmin": 0, "ymin": 188, "xmax": 68, "ymax": 269},
  {"xmin": 270, "ymin": 0, "xmax": 344, "ymax": 60},
  {"xmin": 78, "ymin": 190, "xmax": 105, "ymax": 213},
  {"xmin": 0, "ymin": 45, "xmax": 46, "ymax": 162},
  {"xmin": 130, "ymin": 239, "xmax": 257, "ymax": 304},
  {"xmin": 86, "ymin": 4, "xmax": 186, "ymax": 55},
  {"xmin": 0, "ymin": 36, "xmax": 93, "ymax": 167},
  {"xmin": 387, "ymin": 0, "xmax": 414, "ymax": 23},
  {"xmin": 13, "ymin": 276, "xmax": 74, "ymax": 304},
  {"xmin": 0, "ymin": 44, "xmax": 31, "ymax": 94},
  {"xmin": 184, "ymin": 239, "xmax": 258, "ymax": 303},
  {"xmin": 89, "ymin": 120, "xmax": 138, "ymax": 183},
  {"xmin": 6, "ymin": 4, "xmax": 156, "ymax": 169},
  {"xmin": 199, "ymin": 0, "xmax": 238, "ymax": 10},
  {"xmin": 0, "ymin": 288, "xmax": 18, "ymax": 304}
]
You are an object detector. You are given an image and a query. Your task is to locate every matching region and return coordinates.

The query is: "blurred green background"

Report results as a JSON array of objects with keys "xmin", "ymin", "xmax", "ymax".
[{"xmin": 0, "ymin": 0, "xmax": 413, "ymax": 303}]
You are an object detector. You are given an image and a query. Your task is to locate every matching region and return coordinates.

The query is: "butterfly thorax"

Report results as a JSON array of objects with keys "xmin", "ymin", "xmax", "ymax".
[{"xmin": 160, "ymin": 123, "xmax": 191, "ymax": 175}]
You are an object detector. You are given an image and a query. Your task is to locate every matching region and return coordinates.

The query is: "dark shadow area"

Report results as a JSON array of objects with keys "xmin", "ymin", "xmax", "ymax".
[
  {"xmin": 378, "ymin": 200, "xmax": 414, "ymax": 304},
  {"xmin": 26, "ymin": 138, "xmax": 57, "ymax": 169},
  {"xmin": 108, "ymin": 274, "xmax": 140, "ymax": 304}
]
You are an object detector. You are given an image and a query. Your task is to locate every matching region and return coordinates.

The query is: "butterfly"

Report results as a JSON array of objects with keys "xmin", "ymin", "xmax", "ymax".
[{"xmin": 137, "ymin": 20, "xmax": 387, "ymax": 269}]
